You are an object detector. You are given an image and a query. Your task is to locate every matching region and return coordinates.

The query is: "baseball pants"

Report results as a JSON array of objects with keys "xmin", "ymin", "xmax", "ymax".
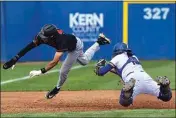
[
  {"xmin": 126, "ymin": 71, "xmax": 160, "ymax": 99},
  {"xmin": 119, "ymin": 71, "xmax": 172, "ymax": 106},
  {"xmin": 56, "ymin": 37, "xmax": 100, "ymax": 88}
]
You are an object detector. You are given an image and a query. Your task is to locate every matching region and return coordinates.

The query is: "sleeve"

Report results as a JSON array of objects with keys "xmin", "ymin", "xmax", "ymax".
[
  {"xmin": 110, "ymin": 68, "xmax": 121, "ymax": 77},
  {"xmin": 97, "ymin": 64, "xmax": 114, "ymax": 76},
  {"xmin": 33, "ymin": 32, "xmax": 45, "ymax": 46},
  {"xmin": 15, "ymin": 31, "xmax": 45, "ymax": 59},
  {"xmin": 109, "ymin": 55, "xmax": 119, "ymax": 67}
]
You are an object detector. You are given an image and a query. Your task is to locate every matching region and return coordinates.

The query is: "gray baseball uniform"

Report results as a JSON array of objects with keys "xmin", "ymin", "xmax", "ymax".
[{"xmin": 57, "ymin": 37, "xmax": 100, "ymax": 88}]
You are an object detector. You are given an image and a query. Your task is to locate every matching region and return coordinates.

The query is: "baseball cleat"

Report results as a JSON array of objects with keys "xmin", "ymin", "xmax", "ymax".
[
  {"xmin": 122, "ymin": 78, "xmax": 136, "ymax": 92},
  {"xmin": 45, "ymin": 87, "xmax": 60, "ymax": 99},
  {"xmin": 156, "ymin": 76, "xmax": 170, "ymax": 87},
  {"xmin": 3, "ymin": 56, "xmax": 19, "ymax": 70},
  {"xmin": 97, "ymin": 33, "xmax": 111, "ymax": 45}
]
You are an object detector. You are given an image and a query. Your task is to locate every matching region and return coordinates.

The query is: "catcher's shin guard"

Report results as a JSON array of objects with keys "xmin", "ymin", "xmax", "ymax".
[
  {"xmin": 156, "ymin": 76, "xmax": 172, "ymax": 102},
  {"xmin": 119, "ymin": 78, "xmax": 135, "ymax": 107},
  {"xmin": 119, "ymin": 90, "xmax": 133, "ymax": 107}
]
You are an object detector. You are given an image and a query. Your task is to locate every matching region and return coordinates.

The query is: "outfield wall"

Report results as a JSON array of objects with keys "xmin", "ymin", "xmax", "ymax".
[{"xmin": 1, "ymin": 2, "xmax": 175, "ymax": 61}]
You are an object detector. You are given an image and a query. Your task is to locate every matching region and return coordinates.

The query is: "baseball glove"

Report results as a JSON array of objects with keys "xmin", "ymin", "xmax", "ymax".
[{"xmin": 94, "ymin": 59, "xmax": 107, "ymax": 75}]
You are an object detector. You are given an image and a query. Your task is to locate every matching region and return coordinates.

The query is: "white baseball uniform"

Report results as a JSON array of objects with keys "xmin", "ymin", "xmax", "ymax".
[{"xmin": 110, "ymin": 52, "xmax": 160, "ymax": 99}]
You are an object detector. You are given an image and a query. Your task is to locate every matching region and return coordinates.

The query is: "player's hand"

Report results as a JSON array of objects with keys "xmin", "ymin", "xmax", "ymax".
[{"xmin": 29, "ymin": 70, "xmax": 42, "ymax": 78}]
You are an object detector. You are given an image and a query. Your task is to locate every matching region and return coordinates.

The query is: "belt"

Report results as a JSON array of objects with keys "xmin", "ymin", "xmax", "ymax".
[{"xmin": 126, "ymin": 70, "xmax": 144, "ymax": 77}]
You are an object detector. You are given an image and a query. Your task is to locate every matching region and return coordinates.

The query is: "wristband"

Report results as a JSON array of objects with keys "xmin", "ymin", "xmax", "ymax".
[{"xmin": 41, "ymin": 68, "xmax": 47, "ymax": 73}]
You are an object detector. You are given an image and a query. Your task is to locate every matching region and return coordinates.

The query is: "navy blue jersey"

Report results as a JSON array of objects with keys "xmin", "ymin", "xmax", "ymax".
[{"xmin": 34, "ymin": 30, "xmax": 77, "ymax": 52}]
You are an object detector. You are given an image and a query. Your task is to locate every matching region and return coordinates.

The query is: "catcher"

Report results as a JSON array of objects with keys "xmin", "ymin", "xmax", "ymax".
[
  {"xmin": 3, "ymin": 24, "xmax": 111, "ymax": 99},
  {"xmin": 94, "ymin": 42, "xmax": 172, "ymax": 107}
]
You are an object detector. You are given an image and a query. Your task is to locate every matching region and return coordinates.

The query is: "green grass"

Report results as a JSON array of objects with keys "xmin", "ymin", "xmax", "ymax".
[
  {"xmin": 1, "ymin": 60, "xmax": 175, "ymax": 91},
  {"xmin": 1, "ymin": 109, "xmax": 175, "ymax": 117}
]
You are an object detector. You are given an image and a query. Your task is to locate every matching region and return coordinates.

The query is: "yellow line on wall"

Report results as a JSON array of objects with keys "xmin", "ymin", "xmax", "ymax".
[
  {"xmin": 123, "ymin": 1, "xmax": 129, "ymax": 44},
  {"xmin": 122, "ymin": 1, "xmax": 174, "ymax": 44}
]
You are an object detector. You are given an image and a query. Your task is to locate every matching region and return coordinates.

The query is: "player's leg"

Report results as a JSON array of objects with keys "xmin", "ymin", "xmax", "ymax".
[
  {"xmin": 57, "ymin": 52, "xmax": 80, "ymax": 87},
  {"xmin": 138, "ymin": 70, "xmax": 172, "ymax": 102},
  {"xmin": 77, "ymin": 33, "xmax": 110, "ymax": 65},
  {"xmin": 145, "ymin": 76, "xmax": 172, "ymax": 102},
  {"xmin": 119, "ymin": 71, "xmax": 145, "ymax": 107},
  {"xmin": 157, "ymin": 76, "xmax": 172, "ymax": 101},
  {"xmin": 45, "ymin": 48, "xmax": 82, "ymax": 99},
  {"xmin": 119, "ymin": 78, "xmax": 136, "ymax": 107}
]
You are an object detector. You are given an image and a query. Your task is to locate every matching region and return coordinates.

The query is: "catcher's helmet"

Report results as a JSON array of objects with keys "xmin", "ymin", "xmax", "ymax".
[
  {"xmin": 112, "ymin": 42, "xmax": 131, "ymax": 58},
  {"xmin": 41, "ymin": 24, "xmax": 58, "ymax": 37}
]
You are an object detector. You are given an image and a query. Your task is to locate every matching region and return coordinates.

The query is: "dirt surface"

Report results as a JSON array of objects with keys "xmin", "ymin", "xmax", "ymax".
[{"xmin": 1, "ymin": 90, "xmax": 175, "ymax": 113}]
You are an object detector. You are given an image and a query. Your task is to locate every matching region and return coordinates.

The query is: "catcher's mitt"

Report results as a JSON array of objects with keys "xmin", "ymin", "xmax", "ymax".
[{"xmin": 94, "ymin": 59, "xmax": 107, "ymax": 75}]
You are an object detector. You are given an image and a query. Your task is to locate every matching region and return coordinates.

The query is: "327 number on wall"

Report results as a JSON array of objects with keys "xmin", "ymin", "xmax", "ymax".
[{"xmin": 143, "ymin": 7, "xmax": 170, "ymax": 20}]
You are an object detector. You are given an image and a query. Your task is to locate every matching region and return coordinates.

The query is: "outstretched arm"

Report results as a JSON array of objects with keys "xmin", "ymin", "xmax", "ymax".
[
  {"xmin": 29, "ymin": 51, "xmax": 63, "ymax": 78},
  {"xmin": 96, "ymin": 63, "xmax": 114, "ymax": 76},
  {"xmin": 94, "ymin": 59, "xmax": 115, "ymax": 76},
  {"xmin": 3, "ymin": 36, "xmax": 42, "ymax": 70},
  {"xmin": 43, "ymin": 51, "xmax": 63, "ymax": 72},
  {"xmin": 94, "ymin": 59, "xmax": 120, "ymax": 76}
]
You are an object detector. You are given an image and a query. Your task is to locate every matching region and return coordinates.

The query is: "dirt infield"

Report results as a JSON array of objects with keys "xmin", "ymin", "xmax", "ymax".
[{"xmin": 1, "ymin": 90, "xmax": 175, "ymax": 113}]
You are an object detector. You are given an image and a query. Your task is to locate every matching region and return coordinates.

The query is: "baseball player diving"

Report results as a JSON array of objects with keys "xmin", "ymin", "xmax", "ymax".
[
  {"xmin": 3, "ymin": 24, "xmax": 111, "ymax": 99},
  {"xmin": 94, "ymin": 42, "xmax": 172, "ymax": 107}
]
